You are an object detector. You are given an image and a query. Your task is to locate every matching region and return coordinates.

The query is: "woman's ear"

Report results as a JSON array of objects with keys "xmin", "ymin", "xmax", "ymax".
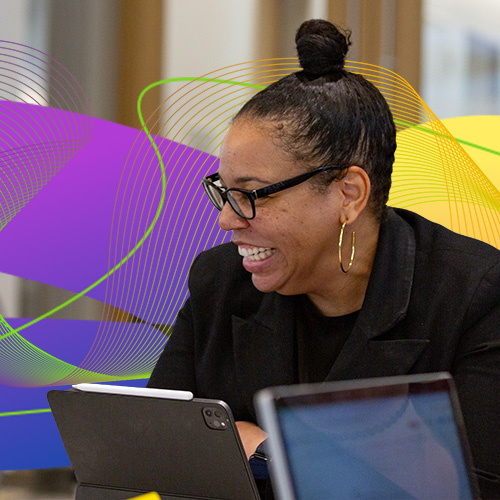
[{"xmin": 339, "ymin": 166, "xmax": 371, "ymax": 223}]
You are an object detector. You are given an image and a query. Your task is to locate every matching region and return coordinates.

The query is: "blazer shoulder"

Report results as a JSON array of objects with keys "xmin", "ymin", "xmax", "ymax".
[{"xmin": 392, "ymin": 208, "xmax": 500, "ymax": 320}]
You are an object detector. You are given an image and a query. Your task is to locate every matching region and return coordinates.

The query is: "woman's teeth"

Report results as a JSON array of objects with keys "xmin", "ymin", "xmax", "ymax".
[{"xmin": 238, "ymin": 246, "xmax": 276, "ymax": 261}]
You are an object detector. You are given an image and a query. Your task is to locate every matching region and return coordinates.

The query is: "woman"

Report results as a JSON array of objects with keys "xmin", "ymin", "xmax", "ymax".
[{"xmin": 148, "ymin": 19, "xmax": 500, "ymax": 499}]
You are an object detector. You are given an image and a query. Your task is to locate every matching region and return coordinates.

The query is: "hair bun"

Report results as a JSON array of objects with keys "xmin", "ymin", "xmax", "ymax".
[{"xmin": 295, "ymin": 19, "xmax": 351, "ymax": 76}]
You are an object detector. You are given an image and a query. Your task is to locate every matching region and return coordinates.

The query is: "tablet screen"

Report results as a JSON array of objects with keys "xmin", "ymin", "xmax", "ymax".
[{"xmin": 276, "ymin": 387, "xmax": 474, "ymax": 500}]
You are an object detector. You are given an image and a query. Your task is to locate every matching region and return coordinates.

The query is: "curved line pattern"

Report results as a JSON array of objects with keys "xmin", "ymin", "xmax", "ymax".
[
  {"xmin": 1, "ymin": 57, "xmax": 499, "ymax": 387},
  {"xmin": 0, "ymin": 41, "xmax": 91, "ymax": 385},
  {"xmin": 69, "ymin": 60, "xmax": 500, "ymax": 384}
]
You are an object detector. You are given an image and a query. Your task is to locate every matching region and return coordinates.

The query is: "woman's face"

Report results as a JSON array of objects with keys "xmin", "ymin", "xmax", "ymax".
[{"xmin": 218, "ymin": 119, "xmax": 343, "ymax": 296}]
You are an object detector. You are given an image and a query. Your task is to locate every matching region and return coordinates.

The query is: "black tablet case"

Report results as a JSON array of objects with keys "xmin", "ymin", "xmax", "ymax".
[{"xmin": 47, "ymin": 389, "xmax": 260, "ymax": 500}]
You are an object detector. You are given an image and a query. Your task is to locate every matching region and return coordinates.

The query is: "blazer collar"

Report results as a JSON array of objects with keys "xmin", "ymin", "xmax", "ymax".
[{"xmin": 355, "ymin": 207, "xmax": 416, "ymax": 339}]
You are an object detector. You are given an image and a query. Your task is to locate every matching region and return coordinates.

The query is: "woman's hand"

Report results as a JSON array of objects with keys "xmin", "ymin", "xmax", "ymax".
[{"xmin": 235, "ymin": 421, "xmax": 267, "ymax": 459}]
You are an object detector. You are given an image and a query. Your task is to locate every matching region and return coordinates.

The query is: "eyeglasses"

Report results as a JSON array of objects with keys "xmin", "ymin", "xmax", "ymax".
[{"xmin": 201, "ymin": 165, "xmax": 344, "ymax": 220}]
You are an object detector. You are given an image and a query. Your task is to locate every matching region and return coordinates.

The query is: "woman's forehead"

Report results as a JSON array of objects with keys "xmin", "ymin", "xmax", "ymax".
[
  {"xmin": 221, "ymin": 119, "xmax": 275, "ymax": 154},
  {"xmin": 219, "ymin": 120, "xmax": 299, "ymax": 183}
]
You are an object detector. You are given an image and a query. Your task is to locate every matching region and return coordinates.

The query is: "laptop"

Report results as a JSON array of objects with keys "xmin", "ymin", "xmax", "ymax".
[
  {"xmin": 47, "ymin": 384, "xmax": 260, "ymax": 500},
  {"xmin": 255, "ymin": 372, "xmax": 479, "ymax": 500}
]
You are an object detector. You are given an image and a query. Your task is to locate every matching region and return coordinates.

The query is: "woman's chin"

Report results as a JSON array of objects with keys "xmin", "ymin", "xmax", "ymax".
[
  {"xmin": 250, "ymin": 270, "xmax": 299, "ymax": 295},
  {"xmin": 243, "ymin": 251, "xmax": 284, "ymax": 292},
  {"xmin": 250, "ymin": 272, "xmax": 282, "ymax": 294}
]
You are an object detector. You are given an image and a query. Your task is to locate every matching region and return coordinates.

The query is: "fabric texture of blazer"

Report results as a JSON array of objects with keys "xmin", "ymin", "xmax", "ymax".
[{"xmin": 148, "ymin": 207, "xmax": 500, "ymax": 498}]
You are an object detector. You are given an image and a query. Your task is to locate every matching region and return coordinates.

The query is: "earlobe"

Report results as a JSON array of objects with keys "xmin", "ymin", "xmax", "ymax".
[{"xmin": 340, "ymin": 166, "xmax": 371, "ymax": 223}]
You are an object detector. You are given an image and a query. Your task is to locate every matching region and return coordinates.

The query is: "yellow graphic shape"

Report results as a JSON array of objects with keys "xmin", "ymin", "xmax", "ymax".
[
  {"xmin": 127, "ymin": 493, "xmax": 161, "ymax": 500},
  {"xmin": 441, "ymin": 116, "xmax": 500, "ymax": 190},
  {"xmin": 390, "ymin": 115, "xmax": 500, "ymax": 246}
]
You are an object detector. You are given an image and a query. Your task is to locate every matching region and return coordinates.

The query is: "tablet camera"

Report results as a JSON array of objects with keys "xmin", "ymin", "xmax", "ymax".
[{"xmin": 202, "ymin": 406, "xmax": 228, "ymax": 430}]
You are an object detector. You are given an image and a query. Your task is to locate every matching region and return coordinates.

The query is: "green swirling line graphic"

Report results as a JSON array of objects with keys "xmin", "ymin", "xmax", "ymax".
[
  {"xmin": 0, "ymin": 77, "xmax": 266, "ymax": 389},
  {"xmin": 1, "ymin": 72, "xmax": 499, "ymax": 387}
]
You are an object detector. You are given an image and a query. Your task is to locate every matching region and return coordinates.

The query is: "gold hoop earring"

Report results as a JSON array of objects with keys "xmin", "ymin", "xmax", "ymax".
[{"xmin": 338, "ymin": 221, "xmax": 355, "ymax": 273}]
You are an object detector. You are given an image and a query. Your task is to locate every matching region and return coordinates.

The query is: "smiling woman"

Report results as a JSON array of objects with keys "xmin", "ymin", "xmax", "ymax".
[{"xmin": 148, "ymin": 19, "xmax": 500, "ymax": 500}]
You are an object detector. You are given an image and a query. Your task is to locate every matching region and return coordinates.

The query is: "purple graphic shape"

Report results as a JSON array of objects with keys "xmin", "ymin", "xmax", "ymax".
[
  {"xmin": 1, "ymin": 412, "xmax": 70, "ymax": 470},
  {"xmin": 1, "ymin": 318, "xmax": 158, "ymax": 406},
  {"xmin": 0, "ymin": 100, "xmax": 90, "ymax": 230},
  {"xmin": 1, "ymin": 318, "xmax": 153, "ymax": 470},
  {"xmin": 2, "ymin": 379, "xmax": 148, "ymax": 471},
  {"xmin": 0, "ymin": 105, "xmax": 228, "ymax": 329}
]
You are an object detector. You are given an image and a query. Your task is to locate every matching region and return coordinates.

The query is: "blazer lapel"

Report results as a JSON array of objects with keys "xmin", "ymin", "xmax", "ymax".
[
  {"xmin": 232, "ymin": 292, "xmax": 296, "ymax": 417},
  {"xmin": 327, "ymin": 208, "xmax": 430, "ymax": 381}
]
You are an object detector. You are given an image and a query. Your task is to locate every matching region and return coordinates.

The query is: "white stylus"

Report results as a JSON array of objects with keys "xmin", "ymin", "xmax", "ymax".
[{"xmin": 72, "ymin": 383, "xmax": 194, "ymax": 401}]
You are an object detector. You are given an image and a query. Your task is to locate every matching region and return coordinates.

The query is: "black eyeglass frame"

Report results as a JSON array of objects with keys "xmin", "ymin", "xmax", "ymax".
[{"xmin": 201, "ymin": 164, "xmax": 345, "ymax": 220}]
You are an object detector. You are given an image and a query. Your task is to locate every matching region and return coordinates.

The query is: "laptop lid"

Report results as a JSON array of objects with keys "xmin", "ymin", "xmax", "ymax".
[
  {"xmin": 47, "ymin": 385, "xmax": 260, "ymax": 500},
  {"xmin": 255, "ymin": 372, "xmax": 479, "ymax": 500}
]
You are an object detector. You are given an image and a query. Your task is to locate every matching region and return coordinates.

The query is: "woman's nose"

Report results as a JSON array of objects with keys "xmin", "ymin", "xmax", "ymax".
[{"xmin": 218, "ymin": 202, "xmax": 250, "ymax": 231}]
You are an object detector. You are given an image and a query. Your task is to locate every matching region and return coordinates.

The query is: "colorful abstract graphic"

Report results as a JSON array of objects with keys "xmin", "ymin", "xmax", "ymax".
[{"xmin": 0, "ymin": 53, "xmax": 499, "ymax": 469}]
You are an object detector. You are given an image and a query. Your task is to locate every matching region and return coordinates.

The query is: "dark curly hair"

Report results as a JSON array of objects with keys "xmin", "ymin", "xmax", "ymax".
[{"xmin": 234, "ymin": 19, "xmax": 396, "ymax": 220}]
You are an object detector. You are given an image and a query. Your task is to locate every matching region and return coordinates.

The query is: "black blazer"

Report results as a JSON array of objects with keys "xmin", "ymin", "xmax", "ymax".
[{"xmin": 148, "ymin": 207, "xmax": 500, "ymax": 498}]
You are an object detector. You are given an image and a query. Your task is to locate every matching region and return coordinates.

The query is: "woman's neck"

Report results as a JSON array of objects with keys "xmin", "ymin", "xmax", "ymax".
[{"xmin": 307, "ymin": 215, "xmax": 381, "ymax": 317}]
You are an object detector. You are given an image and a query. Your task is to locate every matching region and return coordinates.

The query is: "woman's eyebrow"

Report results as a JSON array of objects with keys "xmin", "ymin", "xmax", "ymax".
[
  {"xmin": 219, "ymin": 172, "xmax": 272, "ymax": 187},
  {"xmin": 233, "ymin": 175, "xmax": 272, "ymax": 185}
]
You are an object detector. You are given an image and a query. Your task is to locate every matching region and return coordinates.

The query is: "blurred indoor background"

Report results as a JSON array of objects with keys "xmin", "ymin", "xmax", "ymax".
[{"xmin": 0, "ymin": 0, "xmax": 499, "ymax": 498}]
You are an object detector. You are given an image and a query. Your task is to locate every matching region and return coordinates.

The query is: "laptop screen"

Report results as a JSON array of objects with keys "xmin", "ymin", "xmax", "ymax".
[{"xmin": 272, "ymin": 376, "xmax": 475, "ymax": 500}]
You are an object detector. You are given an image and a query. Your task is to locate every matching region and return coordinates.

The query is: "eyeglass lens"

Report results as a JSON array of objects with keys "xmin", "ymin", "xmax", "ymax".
[
  {"xmin": 203, "ymin": 183, "xmax": 224, "ymax": 210},
  {"xmin": 204, "ymin": 182, "xmax": 254, "ymax": 219},
  {"xmin": 226, "ymin": 190, "xmax": 253, "ymax": 218}
]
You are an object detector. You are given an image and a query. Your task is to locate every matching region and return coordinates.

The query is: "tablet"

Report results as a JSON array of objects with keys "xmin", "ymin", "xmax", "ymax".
[
  {"xmin": 255, "ymin": 372, "xmax": 479, "ymax": 500},
  {"xmin": 48, "ymin": 385, "xmax": 260, "ymax": 500}
]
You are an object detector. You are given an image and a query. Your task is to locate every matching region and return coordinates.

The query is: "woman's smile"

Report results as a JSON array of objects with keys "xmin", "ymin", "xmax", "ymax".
[
  {"xmin": 238, "ymin": 245, "xmax": 278, "ymax": 274},
  {"xmin": 237, "ymin": 245, "xmax": 277, "ymax": 261}
]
